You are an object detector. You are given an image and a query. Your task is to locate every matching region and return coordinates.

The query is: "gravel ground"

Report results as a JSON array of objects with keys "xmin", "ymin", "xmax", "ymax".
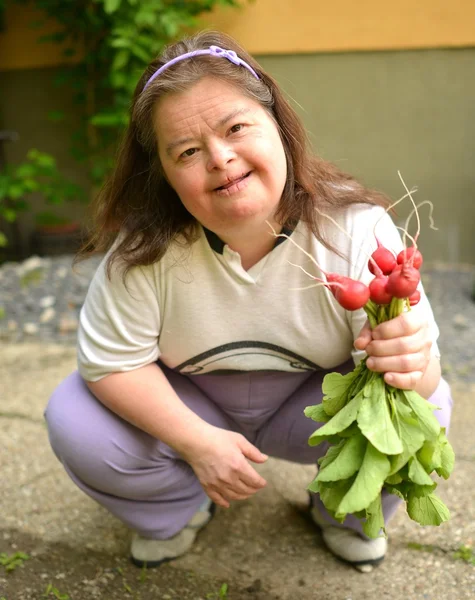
[
  {"xmin": 1, "ymin": 256, "xmax": 475, "ymax": 599},
  {"xmin": 1, "ymin": 254, "xmax": 475, "ymax": 383}
]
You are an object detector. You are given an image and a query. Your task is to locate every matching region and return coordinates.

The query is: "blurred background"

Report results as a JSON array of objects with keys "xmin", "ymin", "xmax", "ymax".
[{"xmin": 0, "ymin": 0, "xmax": 474, "ymax": 264}]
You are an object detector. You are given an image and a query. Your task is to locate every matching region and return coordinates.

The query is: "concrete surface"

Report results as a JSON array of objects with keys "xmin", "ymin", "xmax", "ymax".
[{"xmin": 1, "ymin": 343, "xmax": 474, "ymax": 600}]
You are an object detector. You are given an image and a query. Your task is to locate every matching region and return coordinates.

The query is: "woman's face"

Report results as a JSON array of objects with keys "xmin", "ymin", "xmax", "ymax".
[{"xmin": 153, "ymin": 77, "xmax": 287, "ymax": 238}]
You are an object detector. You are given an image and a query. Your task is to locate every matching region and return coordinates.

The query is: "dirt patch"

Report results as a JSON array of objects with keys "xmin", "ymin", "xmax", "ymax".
[{"xmin": 0, "ymin": 530, "xmax": 280, "ymax": 600}]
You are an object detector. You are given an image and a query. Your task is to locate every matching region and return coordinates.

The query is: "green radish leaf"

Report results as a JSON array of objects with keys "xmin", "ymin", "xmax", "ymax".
[
  {"xmin": 317, "ymin": 434, "xmax": 367, "ymax": 482},
  {"xmin": 304, "ymin": 403, "xmax": 331, "ymax": 423},
  {"xmin": 407, "ymin": 492, "xmax": 450, "ymax": 526},
  {"xmin": 307, "ymin": 476, "xmax": 321, "ymax": 494},
  {"xmin": 336, "ymin": 442, "xmax": 390, "ymax": 516},
  {"xmin": 321, "ymin": 369, "xmax": 360, "ymax": 416},
  {"xmin": 338, "ymin": 422, "xmax": 361, "ymax": 438},
  {"xmin": 436, "ymin": 430, "xmax": 455, "ymax": 479},
  {"xmin": 315, "ymin": 477, "xmax": 356, "ymax": 514},
  {"xmin": 417, "ymin": 439, "xmax": 442, "ymax": 473},
  {"xmin": 363, "ymin": 495, "xmax": 385, "ymax": 539},
  {"xmin": 308, "ymin": 391, "xmax": 365, "ymax": 446},
  {"xmin": 408, "ymin": 457, "xmax": 434, "ymax": 486},
  {"xmin": 385, "ymin": 484, "xmax": 405, "ymax": 501},
  {"xmin": 411, "ymin": 483, "xmax": 438, "ymax": 498},
  {"xmin": 357, "ymin": 377, "xmax": 403, "ymax": 455},
  {"xmin": 389, "ymin": 401, "xmax": 425, "ymax": 475},
  {"xmin": 385, "ymin": 473, "xmax": 403, "ymax": 485},
  {"xmin": 403, "ymin": 391, "xmax": 441, "ymax": 441},
  {"xmin": 317, "ymin": 439, "xmax": 345, "ymax": 469}
]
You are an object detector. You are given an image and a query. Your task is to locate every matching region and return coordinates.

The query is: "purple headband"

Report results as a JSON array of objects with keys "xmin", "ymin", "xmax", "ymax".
[{"xmin": 142, "ymin": 45, "xmax": 260, "ymax": 92}]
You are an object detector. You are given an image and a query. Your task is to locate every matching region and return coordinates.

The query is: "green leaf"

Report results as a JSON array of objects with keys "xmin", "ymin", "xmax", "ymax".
[
  {"xmin": 104, "ymin": 0, "xmax": 122, "ymax": 14},
  {"xmin": 411, "ymin": 482, "xmax": 438, "ymax": 498},
  {"xmin": 89, "ymin": 112, "xmax": 129, "ymax": 128},
  {"xmin": 385, "ymin": 484, "xmax": 405, "ymax": 501},
  {"xmin": 407, "ymin": 492, "xmax": 450, "ymax": 526},
  {"xmin": 385, "ymin": 472, "xmax": 403, "ymax": 485},
  {"xmin": 130, "ymin": 43, "xmax": 151, "ymax": 63},
  {"xmin": 48, "ymin": 110, "xmax": 65, "ymax": 122},
  {"xmin": 417, "ymin": 439, "xmax": 442, "ymax": 473},
  {"xmin": 408, "ymin": 456, "xmax": 434, "ymax": 486},
  {"xmin": 313, "ymin": 477, "xmax": 356, "ymax": 514},
  {"xmin": 321, "ymin": 367, "xmax": 361, "ymax": 416},
  {"xmin": 403, "ymin": 390, "xmax": 441, "ymax": 441},
  {"xmin": 112, "ymin": 49, "xmax": 129, "ymax": 71},
  {"xmin": 0, "ymin": 232, "xmax": 8, "ymax": 248},
  {"xmin": 7, "ymin": 184, "xmax": 25, "ymax": 199},
  {"xmin": 317, "ymin": 439, "xmax": 345, "ymax": 469},
  {"xmin": 363, "ymin": 495, "xmax": 385, "ymax": 539},
  {"xmin": 317, "ymin": 434, "xmax": 366, "ymax": 482},
  {"xmin": 338, "ymin": 422, "xmax": 360, "ymax": 437},
  {"xmin": 436, "ymin": 430, "xmax": 455, "ymax": 479},
  {"xmin": 304, "ymin": 403, "xmax": 331, "ymax": 423},
  {"xmin": 357, "ymin": 377, "xmax": 403, "ymax": 455},
  {"xmin": 3, "ymin": 208, "xmax": 18, "ymax": 222},
  {"xmin": 308, "ymin": 390, "xmax": 365, "ymax": 446},
  {"xmin": 389, "ymin": 400, "xmax": 425, "ymax": 475},
  {"xmin": 336, "ymin": 442, "xmax": 390, "ymax": 516}
]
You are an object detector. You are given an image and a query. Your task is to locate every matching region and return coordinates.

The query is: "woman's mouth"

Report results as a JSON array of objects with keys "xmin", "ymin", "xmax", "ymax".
[{"xmin": 215, "ymin": 172, "xmax": 252, "ymax": 195}]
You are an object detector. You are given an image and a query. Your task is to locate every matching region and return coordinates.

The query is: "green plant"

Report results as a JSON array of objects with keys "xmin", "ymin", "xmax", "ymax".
[
  {"xmin": 207, "ymin": 583, "xmax": 229, "ymax": 599},
  {"xmin": 0, "ymin": 551, "xmax": 30, "ymax": 572},
  {"xmin": 42, "ymin": 583, "xmax": 70, "ymax": 600},
  {"xmin": 0, "ymin": 148, "xmax": 85, "ymax": 246},
  {"xmin": 453, "ymin": 544, "xmax": 475, "ymax": 564},
  {"xmin": 10, "ymin": 0, "xmax": 244, "ymax": 188}
]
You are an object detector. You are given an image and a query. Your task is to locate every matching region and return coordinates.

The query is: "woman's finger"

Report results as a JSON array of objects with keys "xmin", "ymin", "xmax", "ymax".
[
  {"xmin": 354, "ymin": 319, "xmax": 372, "ymax": 351},
  {"xmin": 238, "ymin": 462, "xmax": 267, "ymax": 490},
  {"xmin": 365, "ymin": 328, "xmax": 432, "ymax": 357},
  {"xmin": 372, "ymin": 311, "xmax": 427, "ymax": 340},
  {"xmin": 366, "ymin": 352, "xmax": 429, "ymax": 374},
  {"xmin": 206, "ymin": 487, "xmax": 230, "ymax": 509},
  {"xmin": 383, "ymin": 371, "xmax": 424, "ymax": 390}
]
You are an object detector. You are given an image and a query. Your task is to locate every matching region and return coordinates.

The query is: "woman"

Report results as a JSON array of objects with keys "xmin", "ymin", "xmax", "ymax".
[{"xmin": 45, "ymin": 30, "xmax": 452, "ymax": 572}]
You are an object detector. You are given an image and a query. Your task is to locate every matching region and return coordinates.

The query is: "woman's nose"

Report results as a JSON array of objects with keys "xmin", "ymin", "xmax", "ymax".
[{"xmin": 206, "ymin": 140, "xmax": 235, "ymax": 171}]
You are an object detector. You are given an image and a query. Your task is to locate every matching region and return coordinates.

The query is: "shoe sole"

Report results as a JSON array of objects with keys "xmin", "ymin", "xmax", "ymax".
[
  {"xmin": 130, "ymin": 501, "xmax": 217, "ymax": 569},
  {"xmin": 306, "ymin": 494, "xmax": 386, "ymax": 571}
]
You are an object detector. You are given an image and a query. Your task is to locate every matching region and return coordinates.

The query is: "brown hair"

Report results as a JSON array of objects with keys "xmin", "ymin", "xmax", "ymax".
[{"xmin": 77, "ymin": 30, "xmax": 389, "ymax": 275}]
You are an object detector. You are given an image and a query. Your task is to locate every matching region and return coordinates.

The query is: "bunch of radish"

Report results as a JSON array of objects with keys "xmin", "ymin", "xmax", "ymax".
[
  {"xmin": 323, "ymin": 238, "xmax": 423, "ymax": 320},
  {"xmin": 302, "ymin": 234, "xmax": 454, "ymax": 537}
]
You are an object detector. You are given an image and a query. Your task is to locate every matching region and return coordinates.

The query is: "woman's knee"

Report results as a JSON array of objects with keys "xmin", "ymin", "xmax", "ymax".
[
  {"xmin": 45, "ymin": 371, "xmax": 126, "ymax": 479},
  {"xmin": 45, "ymin": 371, "xmax": 93, "ymax": 457}
]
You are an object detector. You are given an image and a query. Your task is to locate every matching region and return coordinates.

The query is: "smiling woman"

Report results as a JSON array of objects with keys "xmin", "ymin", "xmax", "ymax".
[
  {"xmin": 154, "ymin": 76, "xmax": 287, "ymax": 268},
  {"xmin": 44, "ymin": 30, "xmax": 452, "ymax": 574}
]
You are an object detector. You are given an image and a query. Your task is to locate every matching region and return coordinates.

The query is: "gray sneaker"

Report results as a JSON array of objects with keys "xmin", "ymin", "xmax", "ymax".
[
  {"xmin": 130, "ymin": 498, "xmax": 216, "ymax": 568},
  {"xmin": 310, "ymin": 501, "xmax": 387, "ymax": 573}
]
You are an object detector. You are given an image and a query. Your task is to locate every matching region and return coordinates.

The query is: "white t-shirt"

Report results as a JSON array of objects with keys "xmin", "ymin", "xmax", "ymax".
[{"xmin": 77, "ymin": 204, "xmax": 440, "ymax": 382}]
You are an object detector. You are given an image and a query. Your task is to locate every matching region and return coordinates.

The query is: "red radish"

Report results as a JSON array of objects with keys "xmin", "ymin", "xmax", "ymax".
[
  {"xmin": 397, "ymin": 246, "xmax": 423, "ymax": 269},
  {"xmin": 368, "ymin": 240, "xmax": 397, "ymax": 275},
  {"xmin": 386, "ymin": 264, "xmax": 420, "ymax": 298},
  {"xmin": 369, "ymin": 275, "xmax": 392, "ymax": 305},
  {"xmin": 326, "ymin": 274, "xmax": 370, "ymax": 311},
  {"xmin": 408, "ymin": 289, "xmax": 421, "ymax": 306}
]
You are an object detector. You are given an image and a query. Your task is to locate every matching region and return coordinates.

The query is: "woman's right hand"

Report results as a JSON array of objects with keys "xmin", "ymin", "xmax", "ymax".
[{"xmin": 183, "ymin": 427, "xmax": 268, "ymax": 508}]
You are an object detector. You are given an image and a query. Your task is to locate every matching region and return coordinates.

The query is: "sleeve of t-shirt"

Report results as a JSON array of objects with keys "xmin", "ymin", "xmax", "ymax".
[
  {"xmin": 77, "ymin": 253, "xmax": 161, "ymax": 382},
  {"xmin": 345, "ymin": 205, "xmax": 441, "ymax": 365}
]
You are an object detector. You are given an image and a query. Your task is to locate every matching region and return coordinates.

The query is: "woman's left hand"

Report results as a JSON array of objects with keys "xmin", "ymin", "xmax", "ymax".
[{"xmin": 354, "ymin": 311, "xmax": 433, "ymax": 390}]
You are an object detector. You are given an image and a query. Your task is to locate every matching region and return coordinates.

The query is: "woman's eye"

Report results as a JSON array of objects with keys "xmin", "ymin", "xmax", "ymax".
[
  {"xmin": 229, "ymin": 123, "xmax": 244, "ymax": 134},
  {"xmin": 181, "ymin": 148, "xmax": 197, "ymax": 158}
]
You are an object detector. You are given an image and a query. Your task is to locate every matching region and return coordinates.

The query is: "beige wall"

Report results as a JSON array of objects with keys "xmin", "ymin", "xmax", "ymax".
[
  {"xmin": 257, "ymin": 49, "xmax": 475, "ymax": 265},
  {"xmin": 200, "ymin": 0, "xmax": 475, "ymax": 54},
  {"xmin": 1, "ymin": 2, "xmax": 474, "ymax": 263},
  {"xmin": 1, "ymin": 0, "xmax": 474, "ymax": 71}
]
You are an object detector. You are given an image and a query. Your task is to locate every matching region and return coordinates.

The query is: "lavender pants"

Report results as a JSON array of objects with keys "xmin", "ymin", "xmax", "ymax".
[{"xmin": 44, "ymin": 361, "xmax": 453, "ymax": 540}]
